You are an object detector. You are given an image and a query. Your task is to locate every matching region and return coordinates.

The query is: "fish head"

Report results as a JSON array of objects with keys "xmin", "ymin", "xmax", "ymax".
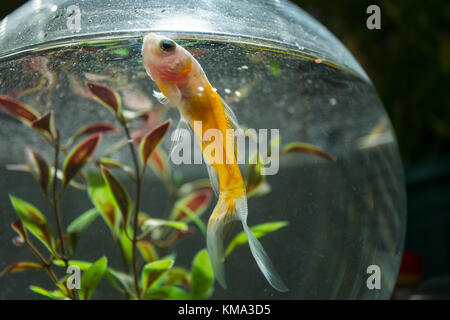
[{"xmin": 142, "ymin": 33, "xmax": 193, "ymax": 83}]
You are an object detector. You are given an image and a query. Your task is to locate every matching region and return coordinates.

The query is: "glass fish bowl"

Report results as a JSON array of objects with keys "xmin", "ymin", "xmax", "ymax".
[{"xmin": 0, "ymin": 0, "xmax": 406, "ymax": 300}]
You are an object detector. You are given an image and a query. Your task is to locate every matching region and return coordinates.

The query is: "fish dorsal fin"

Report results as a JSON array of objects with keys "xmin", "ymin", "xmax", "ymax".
[{"xmin": 153, "ymin": 90, "xmax": 170, "ymax": 105}]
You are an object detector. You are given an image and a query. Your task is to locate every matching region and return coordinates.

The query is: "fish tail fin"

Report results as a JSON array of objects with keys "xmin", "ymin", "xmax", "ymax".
[
  {"xmin": 207, "ymin": 192, "xmax": 288, "ymax": 292},
  {"xmin": 206, "ymin": 193, "xmax": 235, "ymax": 289},
  {"xmin": 234, "ymin": 195, "xmax": 289, "ymax": 293}
]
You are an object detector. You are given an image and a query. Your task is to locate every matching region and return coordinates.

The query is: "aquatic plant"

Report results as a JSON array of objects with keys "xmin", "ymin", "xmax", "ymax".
[{"xmin": 0, "ymin": 80, "xmax": 337, "ymax": 300}]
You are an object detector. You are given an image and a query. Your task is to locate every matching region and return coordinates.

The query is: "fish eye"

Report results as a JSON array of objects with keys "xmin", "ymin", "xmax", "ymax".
[{"xmin": 159, "ymin": 39, "xmax": 176, "ymax": 53}]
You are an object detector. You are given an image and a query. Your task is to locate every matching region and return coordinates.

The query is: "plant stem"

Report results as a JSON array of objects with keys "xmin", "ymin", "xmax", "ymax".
[
  {"xmin": 120, "ymin": 117, "xmax": 142, "ymax": 299},
  {"xmin": 25, "ymin": 241, "xmax": 58, "ymax": 283},
  {"xmin": 51, "ymin": 137, "xmax": 67, "ymax": 260},
  {"xmin": 50, "ymin": 135, "xmax": 78, "ymax": 300},
  {"xmin": 25, "ymin": 240, "xmax": 76, "ymax": 300},
  {"xmin": 102, "ymin": 138, "xmax": 129, "ymax": 158},
  {"xmin": 116, "ymin": 238, "xmax": 129, "ymax": 274}
]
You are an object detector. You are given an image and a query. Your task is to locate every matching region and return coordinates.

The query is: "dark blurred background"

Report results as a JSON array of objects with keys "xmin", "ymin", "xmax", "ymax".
[
  {"xmin": 295, "ymin": 0, "xmax": 450, "ymax": 299},
  {"xmin": 1, "ymin": 0, "xmax": 450, "ymax": 299}
]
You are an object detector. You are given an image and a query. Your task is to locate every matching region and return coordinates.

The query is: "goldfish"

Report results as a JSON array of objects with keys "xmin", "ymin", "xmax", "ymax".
[{"xmin": 142, "ymin": 34, "xmax": 287, "ymax": 292}]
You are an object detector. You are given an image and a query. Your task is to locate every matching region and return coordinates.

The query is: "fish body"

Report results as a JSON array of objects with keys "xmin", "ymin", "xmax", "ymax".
[{"xmin": 142, "ymin": 34, "xmax": 287, "ymax": 292}]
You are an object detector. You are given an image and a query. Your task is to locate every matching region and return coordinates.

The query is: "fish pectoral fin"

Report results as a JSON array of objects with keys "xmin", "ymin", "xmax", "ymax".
[
  {"xmin": 234, "ymin": 195, "xmax": 289, "ymax": 293},
  {"xmin": 153, "ymin": 90, "xmax": 170, "ymax": 104},
  {"xmin": 170, "ymin": 116, "xmax": 191, "ymax": 158}
]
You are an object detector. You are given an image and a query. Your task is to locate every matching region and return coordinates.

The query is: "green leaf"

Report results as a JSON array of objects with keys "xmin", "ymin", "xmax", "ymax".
[
  {"xmin": 165, "ymin": 267, "xmax": 190, "ymax": 287},
  {"xmin": 105, "ymin": 268, "xmax": 134, "ymax": 295},
  {"xmin": 101, "ymin": 166, "xmax": 131, "ymax": 226},
  {"xmin": 104, "ymin": 268, "xmax": 134, "ymax": 296},
  {"xmin": 1, "ymin": 262, "xmax": 44, "ymax": 276},
  {"xmin": 87, "ymin": 172, "xmax": 120, "ymax": 236},
  {"xmin": 53, "ymin": 259, "xmax": 132, "ymax": 295},
  {"xmin": 245, "ymin": 154, "xmax": 265, "ymax": 195},
  {"xmin": 247, "ymin": 181, "xmax": 271, "ymax": 200},
  {"xmin": 80, "ymin": 256, "xmax": 108, "ymax": 300},
  {"xmin": 269, "ymin": 59, "xmax": 281, "ymax": 76},
  {"xmin": 86, "ymin": 82, "xmax": 122, "ymax": 115},
  {"xmin": 141, "ymin": 259, "xmax": 174, "ymax": 293},
  {"xmin": 270, "ymin": 134, "xmax": 281, "ymax": 154},
  {"xmin": 225, "ymin": 221, "xmax": 288, "ymax": 258},
  {"xmin": 137, "ymin": 240, "xmax": 158, "ymax": 263},
  {"xmin": 119, "ymin": 226, "xmax": 133, "ymax": 262},
  {"xmin": 139, "ymin": 120, "xmax": 171, "ymax": 174},
  {"xmin": 9, "ymin": 196, "xmax": 55, "ymax": 254},
  {"xmin": 29, "ymin": 286, "xmax": 66, "ymax": 300},
  {"xmin": 67, "ymin": 208, "xmax": 99, "ymax": 253},
  {"xmin": 141, "ymin": 218, "xmax": 188, "ymax": 233},
  {"xmin": 110, "ymin": 47, "xmax": 129, "ymax": 56},
  {"xmin": 63, "ymin": 134, "xmax": 102, "ymax": 186},
  {"xmin": 53, "ymin": 259, "xmax": 92, "ymax": 270},
  {"xmin": 190, "ymin": 249, "xmax": 214, "ymax": 300},
  {"xmin": 145, "ymin": 286, "xmax": 191, "ymax": 300}
]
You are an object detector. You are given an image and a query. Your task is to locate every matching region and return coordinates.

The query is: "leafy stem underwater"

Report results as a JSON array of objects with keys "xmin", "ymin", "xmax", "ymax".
[{"xmin": 0, "ymin": 78, "xmax": 335, "ymax": 299}]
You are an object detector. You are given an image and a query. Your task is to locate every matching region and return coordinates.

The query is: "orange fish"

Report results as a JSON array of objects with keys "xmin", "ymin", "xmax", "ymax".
[{"xmin": 142, "ymin": 34, "xmax": 287, "ymax": 292}]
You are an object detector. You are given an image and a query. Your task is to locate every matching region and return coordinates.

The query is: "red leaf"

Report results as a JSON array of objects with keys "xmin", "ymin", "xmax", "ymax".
[
  {"xmin": 0, "ymin": 95, "xmax": 40, "ymax": 125},
  {"xmin": 76, "ymin": 122, "xmax": 119, "ymax": 137},
  {"xmin": 69, "ymin": 122, "xmax": 119, "ymax": 147},
  {"xmin": 281, "ymin": 142, "xmax": 336, "ymax": 162},
  {"xmin": 86, "ymin": 82, "xmax": 121, "ymax": 114},
  {"xmin": 149, "ymin": 148, "xmax": 170, "ymax": 179},
  {"xmin": 97, "ymin": 158, "xmax": 121, "ymax": 169},
  {"xmin": 130, "ymin": 105, "xmax": 167, "ymax": 143},
  {"xmin": 139, "ymin": 120, "xmax": 171, "ymax": 172},
  {"xmin": 171, "ymin": 226, "xmax": 195, "ymax": 244},
  {"xmin": 12, "ymin": 237, "xmax": 24, "ymax": 247},
  {"xmin": 174, "ymin": 189, "xmax": 213, "ymax": 221},
  {"xmin": 25, "ymin": 147, "xmax": 50, "ymax": 194},
  {"xmin": 1, "ymin": 262, "xmax": 44, "ymax": 276},
  {"xmin": 31, "ymin": 111, "xmax": 56, "ymax": 138},
  {"xmin": 63, "ymin": 134, "xmax": 102, "ymax": 185},
  {"xmin": 11, "ymin": 219, "xmax": 27, "ymax": 243},
  {"xmin": 101, "ymin": 166, "xmax": 131, "ymax": 226},
  {"xmin": 185, "ymin": 190, "xmax": 212, "ymax": 213}
]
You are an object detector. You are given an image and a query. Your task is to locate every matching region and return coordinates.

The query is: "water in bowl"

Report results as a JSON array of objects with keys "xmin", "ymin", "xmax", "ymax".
[{"xmin": 0, "ymin": 34, "xmax": 406, "ymax": 299}]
